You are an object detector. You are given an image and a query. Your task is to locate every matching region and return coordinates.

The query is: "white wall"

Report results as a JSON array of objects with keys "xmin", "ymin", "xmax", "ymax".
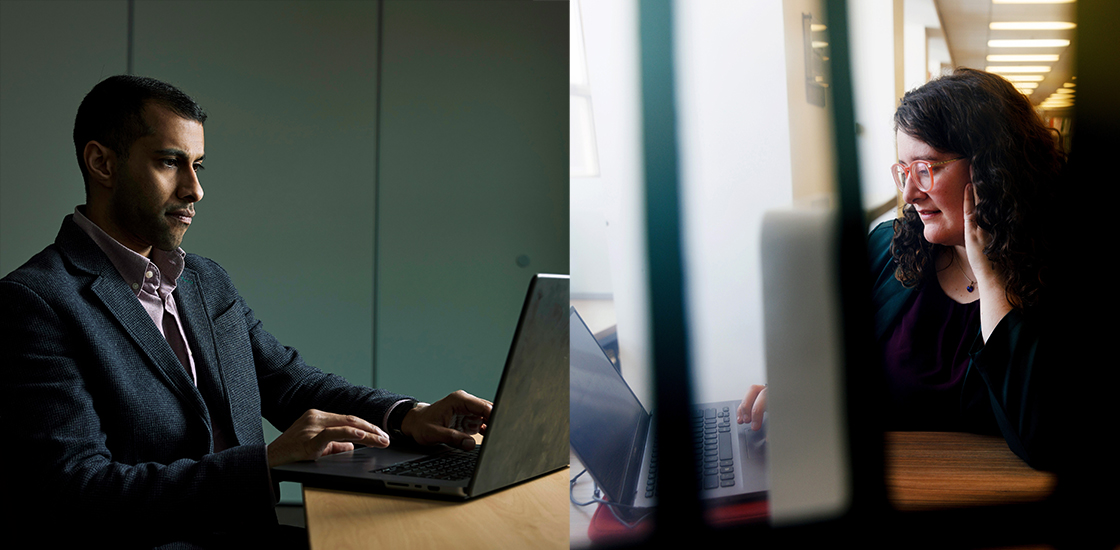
[
  {"xmin": 849, "ymin": 0, "xmax": 905, "ymax": 214},
  {"xmin": 569, "ymin": 1, "xmax": 614, "ymax": 300},
  {"xmin": 573, "ymin": 0, "xmax": 652, "ymax": 406},
  {"xmin": 904, "ymin": 0, "xmax": 942, "ymax": 92},
  {"xmin": 676, "ymin": 0, "xmax": 796, "ymax": 403}
]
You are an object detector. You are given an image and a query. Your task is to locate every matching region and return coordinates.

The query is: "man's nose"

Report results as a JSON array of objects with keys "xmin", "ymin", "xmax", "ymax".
[{"xmin": 179, "ymin": 168, "xmax": 204, "ymax": 203}]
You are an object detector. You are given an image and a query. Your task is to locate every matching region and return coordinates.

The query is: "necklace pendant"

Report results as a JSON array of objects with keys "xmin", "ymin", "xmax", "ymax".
[{"xmin": 966, "ymin": 284, "xmax": 975, "ymax": 292}]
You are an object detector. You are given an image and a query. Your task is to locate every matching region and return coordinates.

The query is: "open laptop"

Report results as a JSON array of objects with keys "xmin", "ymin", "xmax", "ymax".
[
  {"xmin": 569, "ymin": 307, "xmax": 768, "ymax": 512},
  {"xmin": 272, "ymin": 273, "xmax": 569, "ymax": 499}
]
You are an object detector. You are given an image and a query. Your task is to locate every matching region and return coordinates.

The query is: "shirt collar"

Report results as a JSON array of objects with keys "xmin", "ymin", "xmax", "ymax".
[{"xmin": 73, "ymin": 206, "xmax": 186, "ymax": 296}]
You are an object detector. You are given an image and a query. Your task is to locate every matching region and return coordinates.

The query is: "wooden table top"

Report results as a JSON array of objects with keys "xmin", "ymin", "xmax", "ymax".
[
  {"xmin": 884, "ymin": 431, "xmax": 1057, "ymax": 511},
  {"xmin": 302, "ymin": 467, "xmax": 569, "ymax": 550}
]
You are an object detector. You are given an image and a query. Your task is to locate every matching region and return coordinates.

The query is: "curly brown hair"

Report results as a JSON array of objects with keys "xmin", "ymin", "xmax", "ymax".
[{"xmin": 891, "ymin": 68, "xmax": 1064, "ymax": 309}]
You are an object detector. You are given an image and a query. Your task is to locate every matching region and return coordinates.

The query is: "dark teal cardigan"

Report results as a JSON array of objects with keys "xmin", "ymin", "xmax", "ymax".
[{"xmin": 868, "ymin": 222, "xmax": 1057, "ymax": 470}]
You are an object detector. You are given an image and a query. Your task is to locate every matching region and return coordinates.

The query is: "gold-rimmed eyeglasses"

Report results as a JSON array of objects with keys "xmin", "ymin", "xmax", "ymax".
[{"xmin": 891, "ymin": 157, "xmax": 965, "ymax": 193}]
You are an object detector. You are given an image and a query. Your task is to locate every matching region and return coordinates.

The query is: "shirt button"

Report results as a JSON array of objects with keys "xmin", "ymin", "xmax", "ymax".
[
  {"xmin": 131, "ymin": 282, "xmax": 140, "ymax": 291},
  {"xmin": 145, "ymin": 271, "xmax": 154, "ymax": 279}
]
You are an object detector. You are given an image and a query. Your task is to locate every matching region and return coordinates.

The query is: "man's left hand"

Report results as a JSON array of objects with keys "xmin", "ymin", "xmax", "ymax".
[{"xmin": 400, "ymin": 390, "xmax": 492, "ymax": 450}]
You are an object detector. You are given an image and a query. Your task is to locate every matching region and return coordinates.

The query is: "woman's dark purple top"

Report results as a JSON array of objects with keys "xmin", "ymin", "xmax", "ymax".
[{"xmin": 881, "ymin": 276, "xmax": 981, "ymax": 431}]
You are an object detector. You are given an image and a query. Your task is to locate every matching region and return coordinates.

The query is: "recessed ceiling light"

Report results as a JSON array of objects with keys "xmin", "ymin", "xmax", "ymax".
[
  {"xmin": 811, "ymin": 24, "xmax": 827, "ymax": 32},
  {"xmin": 1063, "ymin": 82, "xmax": 1076, "ymax": 87},
  {"xmin": 986, "ymin": 66, "xmax": 1052, "ymax": 73},
  {"xmin": 987, "ymin": 54, "xmax": 1060, "ymax": 62},
  {"xmin": 1053, "ymin": 88, "xmax": 1075, "ymax": 94},
  {"xmin": 1014, "ymin": 82, "xmax": 1040, "ymax": 89},
  {"xmin": 993, "ymin": 0, "xmax": 1075, "ymax": 4},
  {"xmin": 988, "ymin": 39, "xmax": 1071, "ymax": 48},
  {"xmin": 990, "ymin": 22, "xmax": 1076, "ymax": 30},
  {"xmin": 1001, "ymin": 74, "xmax": 1047, "ymax": 82}
]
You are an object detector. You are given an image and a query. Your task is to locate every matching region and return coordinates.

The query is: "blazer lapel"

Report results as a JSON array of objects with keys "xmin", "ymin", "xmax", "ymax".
[
  {"xmin": 90, "ymin": 273, "xmax": 209, "ymax": 419},
  {"xmin": 175, "ymin": 267, "xmax": 234, "ymax": 445}
]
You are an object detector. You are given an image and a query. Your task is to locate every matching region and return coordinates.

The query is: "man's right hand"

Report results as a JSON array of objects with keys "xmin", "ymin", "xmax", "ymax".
[{"xmin": 267, "ymin": 409, "xmax": 389, "ymax": 468}]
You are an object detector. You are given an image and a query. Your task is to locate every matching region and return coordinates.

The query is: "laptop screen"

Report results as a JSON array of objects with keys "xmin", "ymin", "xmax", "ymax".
[{"xmin": 570, "ymin": 307, "xmax": 650, "ymax": 504}]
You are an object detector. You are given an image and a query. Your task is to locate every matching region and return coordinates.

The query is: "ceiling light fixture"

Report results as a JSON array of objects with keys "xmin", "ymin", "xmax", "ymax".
[
  {"xmin": 989, "ymin": 22, "xmax": 1076, "ymax": 30},
  {"xmin": 1001, "ymin": 75, "xmax": 1047, "ymax": 82},
  {"xmin": 986, "ymin": 66, "xmax": 1052, "ymax": 73},
  {"xmin": 987, "ymin": 54, "xmax": 1060, "ymax": 62},
  {"xmin": 988, "ymin": 39, "xmax": 1071, "ymax": 48},
  {"xmin": 993, "ymin": 0, "xmax": 1075, "ymax": 4}
]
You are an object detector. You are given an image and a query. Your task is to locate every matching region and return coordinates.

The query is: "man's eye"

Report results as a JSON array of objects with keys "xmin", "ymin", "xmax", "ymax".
[
  {"xmin": 162, "ymin": 159, "xmax": 178, "ymax": 168},
  {"xmin": 193, "ymin": 164, "xmax": 205, "ymax": 173}
]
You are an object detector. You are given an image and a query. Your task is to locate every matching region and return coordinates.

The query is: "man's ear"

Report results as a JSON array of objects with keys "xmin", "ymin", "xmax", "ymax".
[{"xmin": 83, "ymin": 141, "xmax": 116, "ymax": 189}]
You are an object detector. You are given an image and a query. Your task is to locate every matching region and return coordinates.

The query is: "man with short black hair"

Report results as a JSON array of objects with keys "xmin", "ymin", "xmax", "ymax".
[{"xmin": 1, "ymin": 75, "xmax": 491, "ymax": 548}]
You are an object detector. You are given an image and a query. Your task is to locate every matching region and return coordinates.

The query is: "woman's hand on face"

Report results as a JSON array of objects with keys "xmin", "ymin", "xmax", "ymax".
[
  {"xmin": 962, "ymin": 183, "xmax": 998, "ymax": 280},
  {"xmin": 736, "ymin": 384, "xmax": 767, "ymax": 431},
  {"xmin": 964, "ymin": 182, "xmax": 1014, "ymax": 342}
]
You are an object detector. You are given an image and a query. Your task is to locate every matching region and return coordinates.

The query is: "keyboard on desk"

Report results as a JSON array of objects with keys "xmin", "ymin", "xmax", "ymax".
[
  {"xmin": 372, "ymin": 447, "xmax": 480, "ymax": 481},
  {"xmin": 645, "ymin": 406, "xmax": 736, "ymax": 498}
]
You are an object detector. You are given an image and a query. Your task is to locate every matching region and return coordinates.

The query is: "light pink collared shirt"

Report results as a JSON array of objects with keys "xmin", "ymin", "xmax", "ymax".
[{"xmin": 73, "ymin": 207, "xmax": 198, "ymax": 385}]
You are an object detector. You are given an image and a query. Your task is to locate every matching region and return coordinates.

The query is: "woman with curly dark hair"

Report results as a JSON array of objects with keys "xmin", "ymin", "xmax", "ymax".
[
  {"xmin": 741, "ymin": 68, "xmax": 1063, "ymax": 469},
  {"xmin": 888, "ymin": 67, "xmax": 1062, "ymax": 313},
  {"xmin": 872, "ymin": 67, "xmax": 1062, "ymax": 469}
]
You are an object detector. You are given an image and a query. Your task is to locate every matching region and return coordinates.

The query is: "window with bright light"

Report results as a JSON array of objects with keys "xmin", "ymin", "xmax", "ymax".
[{"xmin": 570, "ymin": 0, "xmax": 599, "ymax": 178}]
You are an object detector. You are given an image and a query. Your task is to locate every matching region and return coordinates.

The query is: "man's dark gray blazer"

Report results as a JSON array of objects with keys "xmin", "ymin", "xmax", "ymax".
[{"xmin": 1, "ymin": 215, "xmax": 409, "ymax": 546}]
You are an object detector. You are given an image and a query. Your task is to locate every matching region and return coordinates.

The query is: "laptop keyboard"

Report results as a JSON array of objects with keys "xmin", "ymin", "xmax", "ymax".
[
  {"xmin": 645, "ymin": 406, "xmax": 735, "ymax": 498},
  {"xmin": 372, "ymin": 447, "xmax": 480, "ymax": 481}
]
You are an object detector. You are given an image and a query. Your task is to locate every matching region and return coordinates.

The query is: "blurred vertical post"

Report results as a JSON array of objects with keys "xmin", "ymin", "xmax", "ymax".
[{"xmin": 639, "ymin": 0, "xmax": 703, "ymax": 538}]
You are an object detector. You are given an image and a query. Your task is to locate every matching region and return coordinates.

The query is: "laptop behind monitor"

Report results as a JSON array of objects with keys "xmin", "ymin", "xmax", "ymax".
[
  {"xmin": 272, "ymin": 273, "xmax": 569, "ymax": 499},
  {"xmin": 569, "ymin": 307, "xmax": 768, "ymax": 511}
]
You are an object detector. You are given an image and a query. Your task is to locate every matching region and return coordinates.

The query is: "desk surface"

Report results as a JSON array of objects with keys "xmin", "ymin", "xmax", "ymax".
[
  {"xmin": 302, "ymin": 467, "xmax": 569, "ymax": 549},
  {"xmin": 885, "ymin": 431, "xmax": 1056, "ymax": 511}
]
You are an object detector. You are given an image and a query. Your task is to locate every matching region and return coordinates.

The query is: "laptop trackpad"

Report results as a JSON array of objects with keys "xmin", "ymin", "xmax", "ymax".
[{"xmin": 316, "ymin": 440, "xmax": 453, "ymax": 471}]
